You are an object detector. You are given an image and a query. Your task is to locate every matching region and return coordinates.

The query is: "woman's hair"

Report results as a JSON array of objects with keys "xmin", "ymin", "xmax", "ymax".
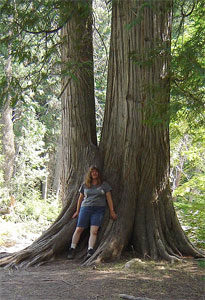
[{"xmin": 85, "ymin": 166, "xmax": 102, "ymax": 188}]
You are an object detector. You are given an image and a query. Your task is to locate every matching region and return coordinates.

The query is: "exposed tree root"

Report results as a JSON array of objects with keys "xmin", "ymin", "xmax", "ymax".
[
  {"xmin": 0, "ymin": 184, "xmax": 204, "ymax": 269},
  {"xmin": 0, "ymin": 209, "xmax": 77, "ymax": 268}
]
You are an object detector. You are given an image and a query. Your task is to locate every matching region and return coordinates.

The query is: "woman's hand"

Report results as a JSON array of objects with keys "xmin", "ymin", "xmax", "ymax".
[
  {"xmin": 106, "ymin": 192, "xmax": 117, "ymax": 220},
  {"xmin": 72, "ymin": 193, "xmax": 84, "ymax": 219},
  {"xmin": 110, "ymin": 210, "xmax": 117, "ymax": 220},
  {"xmin": 72, "ymin": 211, "xmax": 79, "ymax": 219}
]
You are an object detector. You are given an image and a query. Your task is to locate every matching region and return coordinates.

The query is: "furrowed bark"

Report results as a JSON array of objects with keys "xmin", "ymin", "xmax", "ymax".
[
  {"xmin": 85, "ymin": 0, "xmax": 203, "ymax": 265},
  {"xmin": 1, "ymin": 41, "xmax": 15, "ymax": 185}
]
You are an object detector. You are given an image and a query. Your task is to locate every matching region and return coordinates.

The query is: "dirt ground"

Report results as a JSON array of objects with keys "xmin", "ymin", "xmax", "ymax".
[{"xmin": 0, "ymin": 255, "xmax": 204, "ymax": 300}]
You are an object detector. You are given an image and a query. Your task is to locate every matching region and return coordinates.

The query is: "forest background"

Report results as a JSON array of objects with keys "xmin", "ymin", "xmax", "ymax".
[{"xmin": 0, "ymin": 0, "xmax": 204, "ymax": 253}]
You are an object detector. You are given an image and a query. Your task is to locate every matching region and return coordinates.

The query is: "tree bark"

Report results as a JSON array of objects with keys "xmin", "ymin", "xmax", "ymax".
[
  {"xmin": 52, "ymin": 138, "xmax": 62, "ymax": 199},
  {"xmin": 86, "ymin": 0, "xmax": 202, "ymax": 264},
  {"xmin": 1, "ymin": 46, "xmax": 15, "ymax": 185},
  {"xmin": 1, "ymin": 105, "xmax": 15, "ymax": 184},
  {"xmin": 60, "ymin": 0, "xmax": 100, "ymax": 209}
]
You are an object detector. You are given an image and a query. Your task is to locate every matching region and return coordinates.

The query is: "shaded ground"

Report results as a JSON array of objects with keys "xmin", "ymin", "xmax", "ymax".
[{"xmin": 0, "ymin": 256, "xmax": 204, "ymax": 300}]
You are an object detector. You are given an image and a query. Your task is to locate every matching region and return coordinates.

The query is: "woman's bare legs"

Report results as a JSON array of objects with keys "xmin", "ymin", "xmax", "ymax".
[
  {"xmin": 71, "ymin": 227, "xmax": 84, "ymax": 248},
  {"xmin": 88, "ymin": 226, "xmax": 99, "ymax": 249}
]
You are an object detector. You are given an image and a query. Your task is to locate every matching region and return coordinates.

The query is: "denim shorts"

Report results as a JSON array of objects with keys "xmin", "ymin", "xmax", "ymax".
[{"xmin": 77, "ymin": 206, "xmax": 106, "ymax": 228}]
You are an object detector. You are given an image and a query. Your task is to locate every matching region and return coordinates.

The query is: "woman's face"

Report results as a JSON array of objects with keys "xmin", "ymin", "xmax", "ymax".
[{"xmin": 90, "ymin": 169, "xmax": 99, "ymax": 180}]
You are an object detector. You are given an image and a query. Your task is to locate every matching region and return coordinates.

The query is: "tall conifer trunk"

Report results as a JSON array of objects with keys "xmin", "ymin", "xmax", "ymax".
[
  {"xmin": 0, "ymin": 0, "xmax": 202, "ymax": 268},
  {"xmin": 93, "ymin": 0, "xmax": 201, "ymax": 263},
  {"xmin": 1, "ymin": 45, "xmax": 15, "ymax": 185},
  {"xmin": 60, "ymin": 0, "xmax": 99, "ymax": 208}
]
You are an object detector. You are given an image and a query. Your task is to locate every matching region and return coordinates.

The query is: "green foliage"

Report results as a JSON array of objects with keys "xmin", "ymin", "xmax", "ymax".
[
  {"xmin": 0, "ymin": 0, "xmax": 62, "ymax": 229},
  {"xmin": 197, "ymin": 260, "xmax": 205, "ymax": 269},
  {"xmin": 0, "ymin": 192, "xmax": 61, "ymax": 247},
  {"xmin": 170, "ymin": 112, "xmax": 205, "ymax": 249},
  {"xmin": 6, "ymin": 192, "xmax": 61, "ymax": 225},
  {"xmin": 171, "ymin": 0, "xmax": 205, "ymax": 125},
  {"xmin": 12, "ymin": 102, "xmax": 47, "ymax": 196},
  {"xmin": 169, "ymin": 1, "xmax": 205, "ymax": 249},
  {"xmin": 174, "ymin": 174, "xmax": 204, "ymax": 200},
  {"xmin": 0, "ymin": 0, "xmax": 62, "ymax": 108},
  {"xmin": 174, "ymin": 199, "xmax": 204, "ymax": 249},
  {"xmin": 0, "ymin": 95, "xmax": 60, "ymax": 231},
  {"xmin": 0, "ymin": 126, "xmax": 10, "ymax": 203},
  {"xmin": 93, "ymin": 0, "xmax": 111, "ymax": 140}
]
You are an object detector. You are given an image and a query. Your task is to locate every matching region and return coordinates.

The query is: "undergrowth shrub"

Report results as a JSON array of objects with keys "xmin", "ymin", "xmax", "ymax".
[{"xmin": 174, "ymin": 198, "xmax": 204, "ymax": 250}]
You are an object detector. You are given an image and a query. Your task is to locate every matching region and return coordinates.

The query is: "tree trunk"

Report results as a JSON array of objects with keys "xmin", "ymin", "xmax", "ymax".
[
  {"xmin": 92, "ymin": 0, "xmax": 202, "ymax": 264},
  {"xmin": 1, "ymin": 105, "xmax": 15, "ymax": 184},
  {"xmin": 0, "ymin": 0, "xmax": 203, "ymax": 268},
  {"xmin": 60, "ymin": 0, "xmax": 100, "ymax": 208},
  {"xmin": 1, "ymin": 47, "xmax": 15, "ymax": 185}
]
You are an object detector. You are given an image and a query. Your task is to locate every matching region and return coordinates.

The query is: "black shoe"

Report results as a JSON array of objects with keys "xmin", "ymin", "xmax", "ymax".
[
  {"xmin": 87, "ymin": 248, "xmax": 94, "ymax": 258},
  {"xmin": 67, "ymin": 248, "xmax": 75, "ymax": 259}
]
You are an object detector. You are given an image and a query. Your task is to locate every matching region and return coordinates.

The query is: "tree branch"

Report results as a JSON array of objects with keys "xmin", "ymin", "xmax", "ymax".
[
  {"xmin": 92, "ymin": 13, "xmax": 109, "ymax": 78},
  {"xmin": 173, "ymin": 1, "xmax": 196, "ymax": 49},
  {"xmin": 58, "ymin": 78, "xmax": 72, "ymax": 99},
  {"xmin": 181, "ymin": 1, "xmax": 195, "ymax": 17},
  {"xmin": 15, "ymin": 10, "xmax": 75, "ymax": 35}
]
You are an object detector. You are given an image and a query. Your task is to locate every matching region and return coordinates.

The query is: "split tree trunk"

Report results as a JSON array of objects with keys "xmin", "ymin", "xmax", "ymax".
[{"xmin": 0, "ymin": 0, "xmax": 203, "ymax": 268}]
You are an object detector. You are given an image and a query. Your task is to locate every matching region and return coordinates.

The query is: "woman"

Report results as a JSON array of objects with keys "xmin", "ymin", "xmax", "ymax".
[{"xmin": 67, "ymin": 166, "xmax": 117, "ymax": 259}]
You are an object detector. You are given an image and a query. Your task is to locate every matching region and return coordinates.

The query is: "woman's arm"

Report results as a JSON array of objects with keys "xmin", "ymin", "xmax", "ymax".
[
  {"xmin": 106, "ymin": 191, "xmax": 117, "ymax": 220},
  {"xmin": 72, "ymin": 193, "xmax": 84, "ymax": 218}
]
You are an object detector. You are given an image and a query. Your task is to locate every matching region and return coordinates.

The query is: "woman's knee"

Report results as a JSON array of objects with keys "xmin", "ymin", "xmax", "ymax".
[
  {"xmin": 90, "ymin": 226, "xmax": 99, "ymax": 235},
  {"xmin": 75, "ymin": 227, "xmax": 84, "ymax": 234}
]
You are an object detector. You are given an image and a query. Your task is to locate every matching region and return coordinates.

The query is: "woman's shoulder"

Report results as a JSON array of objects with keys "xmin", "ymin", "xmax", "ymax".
[
  {"xmin": 81, "ymin": 182, "xmax": 91, "ymax": 189},
  {"xmin": 101, "ymin": 180, "xmax": 108, "ymax": 185},
  {"xmin": 101, "ymin": 181, "xmax": 112, "ymax": 190},
  {"xmin": 79, "ymin": 182, "xmax": 86, "ymax": 192}
]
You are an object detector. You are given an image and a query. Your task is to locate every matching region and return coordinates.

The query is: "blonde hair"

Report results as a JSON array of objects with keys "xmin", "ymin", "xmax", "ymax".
[{"xmin": 85, "ymin": 166, "xmax": 102, "ymax": 188}]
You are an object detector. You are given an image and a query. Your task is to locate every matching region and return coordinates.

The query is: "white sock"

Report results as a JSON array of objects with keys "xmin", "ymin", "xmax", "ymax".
[
  {"xmin": 71, "ymin": 243, "xmax": 77, "ymax": 249},
  {"xmin": 88, "ymin": 247, "xmax": 93, "ymax": 250}
]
